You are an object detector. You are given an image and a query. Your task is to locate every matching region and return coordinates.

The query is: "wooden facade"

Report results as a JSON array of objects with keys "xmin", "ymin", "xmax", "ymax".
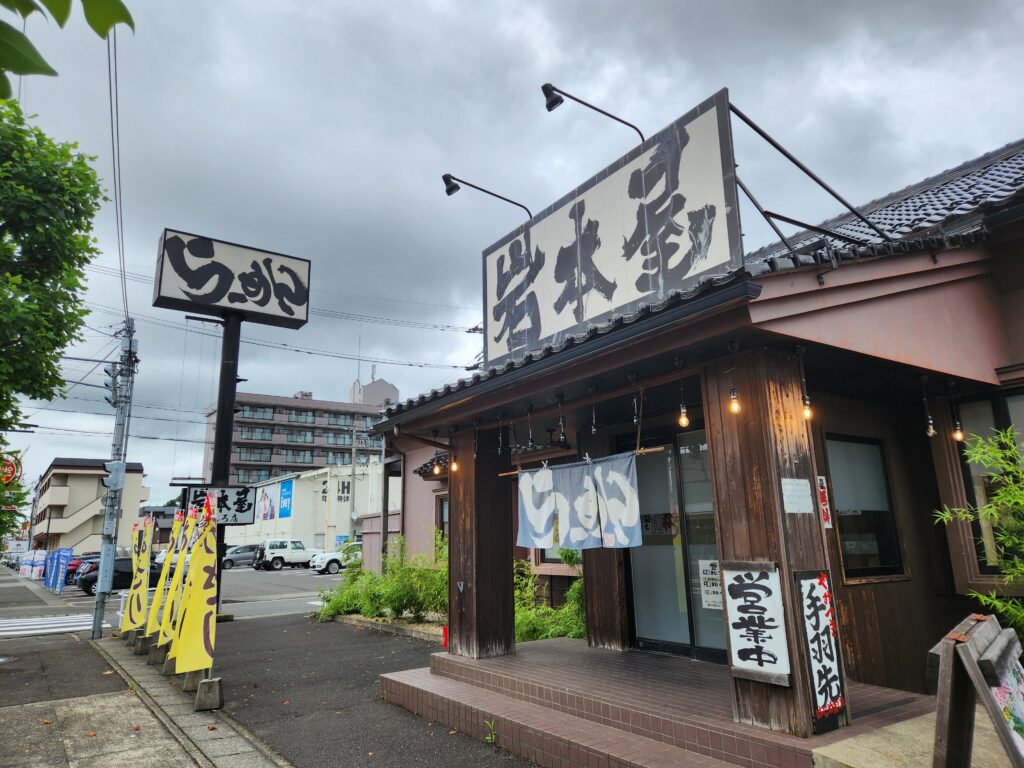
[{"xmin": 377, "ymin": 145, "xmax": 1024, "ymax": 740}]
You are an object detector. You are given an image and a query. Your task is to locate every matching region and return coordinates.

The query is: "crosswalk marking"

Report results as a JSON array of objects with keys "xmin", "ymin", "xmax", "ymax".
[{"xmin": 0, "ymin": 613, "xmax": 110, "ymax": 638}]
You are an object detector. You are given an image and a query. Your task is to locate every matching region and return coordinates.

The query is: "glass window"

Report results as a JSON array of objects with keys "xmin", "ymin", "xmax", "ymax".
[
  {"xmin": 436, "ymin": 496, "xmax": 449, "ymax": 539},
  {"xmin": 290, "ymin": 541, "xmax": 305, "ymax": 550},
  {"xmin": 327, "ymin": 452, "xmax": 352, "ymax": 465},
  {"xmin": 284, "ymin": 450, "xmax": 313, "ymax": 464},
  {"xmin": 327, "ymin": 432, "xmax": 352, "ymax": 446},
  {"xmin": 241, "ymin": 405, "xmax": 274, "ymax": 420},
  {"xmin": 238, "ymin": 468, "xmax": 270, "ymax": 483},
  {"xmin": 826, "ymin": 437, "xmax": 903, "ymax": 578},
  {"xmin": 239, "ymin": 426, "xmax": 273, "ymax": 440},
  {"xmin": 328, "ymin": 413, "xmax": 353, "ymax": 426},
  {"xmin": 238, "ymin": 447, "xmax": 271, "ymax": 462},
  {"xmin": 286, "ymin": 430, "xmax": 313, "ymax": 443},
  {"xmin": 958, "ymin": 392, "xmax": 1024, "ymax": 574},
  {"xmin": 286, "ymin": 409, "xmax": 315, "ymax": 423}
]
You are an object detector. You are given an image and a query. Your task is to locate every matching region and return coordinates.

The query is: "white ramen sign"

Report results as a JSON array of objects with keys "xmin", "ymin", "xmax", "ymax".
[{"xmin": 154, "ymin": 229, "xmax": 310, "ymax": 329}]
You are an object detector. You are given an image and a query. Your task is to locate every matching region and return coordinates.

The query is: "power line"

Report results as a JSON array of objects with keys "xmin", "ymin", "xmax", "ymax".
[
  {"xmin": 27, "ymin": 403, "xmax": 206, "ymax": 426},
  {"xmin": 84, "ymin": 301, "xmax": 467, "ymax": 369},
  {"xmin": 30, "ymin": 425, "xmax": 211, "ymax": 446},
  {"xmin": 85, "ymin": 263, "xmax": 479, "ymax": 333},
  {"xmin": 88, "ymin": 259, "xmax": 478, "ymax": 312},
  {"xmin": 104, "ymin": 32, "xmax": 129, "ymax": 321}
]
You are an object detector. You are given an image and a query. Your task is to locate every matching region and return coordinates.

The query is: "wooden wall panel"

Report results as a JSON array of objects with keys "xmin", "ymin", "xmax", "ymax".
[
  {"xmin": 814, "ymin": 393, "xmax": 973, "ymax": 692},
  {"xmin": 577, "ymin": 427, "xmax": 631, "ymax": 650},
  {"xmin": 448, "ymin": 427, "xmax": 515, "ymax": 658},
  {"xmin": 703, "ymin": 349, "xmax": 831, "ymax": 737}
]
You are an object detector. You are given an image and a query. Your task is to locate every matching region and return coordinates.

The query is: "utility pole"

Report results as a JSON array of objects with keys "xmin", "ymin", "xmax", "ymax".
[
  {"xmin": 378, "ymin": 433, "xmax": 389, "ymax": 572},
  {"xmin": 92, "ymin": 318, "xmax": 138, "ymax": 639}
]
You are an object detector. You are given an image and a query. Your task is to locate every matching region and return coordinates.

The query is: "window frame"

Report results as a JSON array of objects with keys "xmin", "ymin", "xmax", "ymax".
[{"xmin": 823, "ymin": 432, "xmax": 907, "ymax": 582}]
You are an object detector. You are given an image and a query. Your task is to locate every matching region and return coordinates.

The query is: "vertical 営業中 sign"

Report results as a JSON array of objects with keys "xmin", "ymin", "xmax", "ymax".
[{"xmin": 722, "ymin": 561, "xmax": 790, "ymax": 685}]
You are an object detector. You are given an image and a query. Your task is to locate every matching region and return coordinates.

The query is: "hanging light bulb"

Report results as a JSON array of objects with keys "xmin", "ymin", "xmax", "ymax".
[
  {"xmin": 432, "ymin": 462, "xmax": 441, "ymax": 476},
  {"xmin": 678, "ymin": 404, "xmax": 690, "ymax": 429},
  {"xmin": 802, "ymin": 394, "xmax": 813, "ymax": 421},
  {"xmin": 952, "ymin": 421, "xmax": 965, "ymax": 442},
  {"xmin": 449, "ymin": 456, "xmax": 458, "ymax": 472},
  {"xmin": 926, "ymin": 416, "xmax": 937, "ymax": 438},
  {"xmin": 728, "ymin": 388, "xmax": 741, "ymax": 414}
]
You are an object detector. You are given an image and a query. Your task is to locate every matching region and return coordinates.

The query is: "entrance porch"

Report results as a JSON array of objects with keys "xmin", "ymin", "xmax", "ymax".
[{"xmin": 382, "ymin": 637, "xmax": 935, "ymax": 768}]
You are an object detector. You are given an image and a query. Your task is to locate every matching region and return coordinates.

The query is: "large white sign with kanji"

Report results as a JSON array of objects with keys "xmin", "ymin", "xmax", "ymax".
[
  {"xmin": 482, "ymin": 89, "xmax": 742, "ymax": 368},
  {"xmin": 722, "ymin": 562, "xmax": 791, "ymax": 685}
]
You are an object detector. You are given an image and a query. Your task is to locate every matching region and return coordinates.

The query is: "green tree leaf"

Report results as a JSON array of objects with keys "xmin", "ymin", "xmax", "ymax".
[
  {"xmin": 0, "ymin": 71, "xmax": 10, "ymax": 98},
  {"xmin": 0, "ymin": 0, "xmax": 43, "ymax": 19},
  {"xmin": 39, "ymin": 0, "xmax": 72, "ymax": 26},
  {"xmin": 0, "ymin": 19, "xmax": 57, "ymax": 76},
  {"xmin": 80, "ymin": 0, "xmax": 134, "ymax": 39}
]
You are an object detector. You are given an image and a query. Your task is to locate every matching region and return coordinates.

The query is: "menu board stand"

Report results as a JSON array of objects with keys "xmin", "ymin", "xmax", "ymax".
[{"xmin": 932, "ymin": 614, "xmax": 1024, "ymax": 768}]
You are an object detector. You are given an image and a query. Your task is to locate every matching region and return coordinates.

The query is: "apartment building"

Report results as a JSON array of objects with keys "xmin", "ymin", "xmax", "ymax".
[
  {"xmin": 203, "ymin": 379, "xmax": 399, "ymax": 486},
  {"xmin": 30, "ymin": 458, "xmax": 150, "ymax": 554}
]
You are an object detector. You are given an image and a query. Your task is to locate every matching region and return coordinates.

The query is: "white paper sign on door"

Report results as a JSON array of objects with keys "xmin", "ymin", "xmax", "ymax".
[{"xmin": 699, "ymin": 559, "xmax": 723, "ymax": 610}]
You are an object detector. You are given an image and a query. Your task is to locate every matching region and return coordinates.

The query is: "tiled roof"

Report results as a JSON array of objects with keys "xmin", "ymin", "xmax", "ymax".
[
  {"xmin": 381, "ymin": 138, "xmax": 1024, "ymax": 423},
  {"xmin": 413, "ymin": 451, "xmax": 448, "ymax": 476},
  {"xmin": 748, "ymin": 136, "xmax": 1024, "ymax": 262}
]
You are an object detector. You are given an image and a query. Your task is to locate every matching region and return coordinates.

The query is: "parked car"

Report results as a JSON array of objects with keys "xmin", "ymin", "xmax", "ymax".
[
  {"xmin": 71, "ymin": 557, "xmax": 99, "ymax": 584},
  {"xmin": 65, "ymin": 552, "xmax": 100, "ymax": 584},
  {"xmin": 77, "ymin": 557, "xmax": 162, "ymax": 597},
  {"xmin": 310, "ymin": 546, "xmax": 362, "ymax": 575},
  {"xmin": 221, "ymin": 544, "xmax": 259, "ymax": 570},
  {"xmin": 76, "ymin": 559, "xmax": 99, "ymax": 583},
  {"xmin": 253, "ymin": 539, "xmax": 322, "ymax": 571}
]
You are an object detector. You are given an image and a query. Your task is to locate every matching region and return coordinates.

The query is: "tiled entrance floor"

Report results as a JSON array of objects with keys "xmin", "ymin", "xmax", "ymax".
[{"xmin": 382, "ymin": 637, "xmax": 935, "ymax": 768}]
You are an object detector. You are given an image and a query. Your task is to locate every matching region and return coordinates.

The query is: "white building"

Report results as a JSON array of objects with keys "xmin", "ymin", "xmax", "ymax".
[
  {"xmin": 225, "ymin": 460, "xmax": 400, "ymax": 551},
  {"xmin": 29, "ymin": 458, "xmax": 150, "ymax": 554}
]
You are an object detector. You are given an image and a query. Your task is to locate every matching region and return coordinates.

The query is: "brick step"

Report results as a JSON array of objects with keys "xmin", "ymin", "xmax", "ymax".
[
  {"xmin": 429, "ymin": 650, "xmax": 809, "ymax": 768},
  {"xmin": 382, "ymin": 667, "xmax": 740, "ymax": 768}
]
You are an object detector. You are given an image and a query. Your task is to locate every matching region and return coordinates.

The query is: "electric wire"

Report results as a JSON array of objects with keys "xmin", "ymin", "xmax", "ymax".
[
  {"xmin": 104, "ymin": 34, "xmax": 129, "ymax": 321},
  {"xmin": 85, "ymin": 264, "xmax": 478, "ymax": 333},
  {"xmin": 84, "ymin": 301, "xmax": 466, "ymax": 369}
]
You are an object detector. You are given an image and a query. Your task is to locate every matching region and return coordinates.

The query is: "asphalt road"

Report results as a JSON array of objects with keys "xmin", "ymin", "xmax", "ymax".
[
  {"xmin": 0, "ymin": 633, "xmax": 125, "ymax": 706},
  {"xmin": 0, "ymin": 565, "xmax": 337, "ymax": 629},
  {"xmin": 216, "ymin": 614, "xmax": 529, "ymax": 768}
]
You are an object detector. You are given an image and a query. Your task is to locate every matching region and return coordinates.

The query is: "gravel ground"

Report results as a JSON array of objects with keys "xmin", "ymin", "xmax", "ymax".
[{"xmin": 215, "ymin": 614, "xmax": 531, "ymax": 768}]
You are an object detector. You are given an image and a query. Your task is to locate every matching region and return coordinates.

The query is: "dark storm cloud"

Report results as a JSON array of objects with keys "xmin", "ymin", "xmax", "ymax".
[{"xmin": 7, "ymin": 0, "xmax": 1023, "ymax": 503}]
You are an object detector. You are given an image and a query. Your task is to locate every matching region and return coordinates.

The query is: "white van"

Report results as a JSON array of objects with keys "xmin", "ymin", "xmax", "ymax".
[{"xmin": 253, "ymin": 539, "xmax": 322, "ymax": 570}]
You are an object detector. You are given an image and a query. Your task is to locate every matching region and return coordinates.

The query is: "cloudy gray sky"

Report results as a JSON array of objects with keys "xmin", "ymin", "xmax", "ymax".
[{"xmin": 8, "ymin": 0, "xmax": 1024, "ymax": 506}]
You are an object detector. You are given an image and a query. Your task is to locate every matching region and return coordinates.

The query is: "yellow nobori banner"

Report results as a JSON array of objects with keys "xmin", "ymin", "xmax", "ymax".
[
  {"xmin": 161, "ymin": 505, "xmax": 199, "ymax": 652},
  {"xmin": 174, "ymin": 513, "xmax": 218, "ymax": 674},
  {"xmin": 120, "ymin": 516, "xmax": 153, "ymax": 631},
  {"xmin": 146, "ymin": 510, "xmax": 183, "ymax": 637}
]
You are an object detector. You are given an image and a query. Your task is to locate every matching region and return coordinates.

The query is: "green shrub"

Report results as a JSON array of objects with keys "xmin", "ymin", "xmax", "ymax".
[
  {"xmin": 320, "ymin": 533, "xmax": 450, "ymax": 623},
  {"xmin": 512, "ymin": 559, "xmax": 586, "ymax": 642},
  {"xmin": 936, "ymin": 426, "xmax": 1024, "ymax": 630}
]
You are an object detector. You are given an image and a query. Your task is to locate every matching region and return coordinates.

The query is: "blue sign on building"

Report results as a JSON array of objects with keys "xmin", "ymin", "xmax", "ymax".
[{"xmin": 279, "ymin": 479, "xmax": 293, "ymax": 519}]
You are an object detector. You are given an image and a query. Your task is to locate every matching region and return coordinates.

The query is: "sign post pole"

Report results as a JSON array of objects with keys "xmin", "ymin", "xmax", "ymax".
[{"xmin": 210, "ymin": 312, "xmax": 242, "ymax": 614}]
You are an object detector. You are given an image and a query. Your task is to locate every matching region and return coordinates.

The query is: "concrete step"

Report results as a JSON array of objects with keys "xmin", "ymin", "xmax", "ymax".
[{"xmin": 382, "ymin": 667, "xmax": 740, "ymax": 768}]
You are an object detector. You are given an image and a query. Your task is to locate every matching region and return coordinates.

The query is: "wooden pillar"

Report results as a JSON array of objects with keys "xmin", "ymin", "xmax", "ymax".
[
  {"xmin": 577, "ymin": 428, "xmax": 631, "ymax": 650},
  {"xmin": 704, "ymin": 348, "xmax": 843, "ymax": 737},
  {"xmin": 448, "ymin": 427, "xmax": 515, "ymax": 658}
]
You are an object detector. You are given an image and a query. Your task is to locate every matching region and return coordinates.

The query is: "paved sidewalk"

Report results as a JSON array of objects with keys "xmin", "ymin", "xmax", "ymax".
[
  {"xmin": 95, "ymin": 634, "xmax": 288, "ymax": 768},
  {"xmin": 0, "ymin": 690, "xmax": 199, "ymax": 767}
]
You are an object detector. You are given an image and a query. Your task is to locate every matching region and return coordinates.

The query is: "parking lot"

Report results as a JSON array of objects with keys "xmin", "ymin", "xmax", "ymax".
[{"xmin": 2, "ymin": 563, "xmax": 345, "ymax": 631}]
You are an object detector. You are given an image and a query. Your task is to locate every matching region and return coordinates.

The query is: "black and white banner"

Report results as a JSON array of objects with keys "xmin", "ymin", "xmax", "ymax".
[
  {"xmin": 795, "ymin": 569, "xmax": 846, "ymax": 733},
  {"xmin": 722, "ymin": 562, "xmax": 791, "ymax": 686},
  {"xmin": 517, "ymin": 451, "xmax": 641, "ymax": 550}
]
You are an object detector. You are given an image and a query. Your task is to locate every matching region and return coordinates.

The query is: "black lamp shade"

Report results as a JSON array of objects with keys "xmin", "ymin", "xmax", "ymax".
[
  {"xmin": 542, "ymin": 83, "xmax": 563, "ymax": 112},
  {"xmin": 442, "ymin": 173, "xmax": 460, "ymax": 196}
]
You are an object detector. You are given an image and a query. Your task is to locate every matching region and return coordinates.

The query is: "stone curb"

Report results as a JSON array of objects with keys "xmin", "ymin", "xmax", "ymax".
[
  {"xmin": 91, "ymin": 638, "xmax": 216, "ymax": 768},
  {"xmin": 222, "ymin": 591, "xmax": 319, "ymax": 604},
  {"xmin": 91, "ymin": 637, "xmax": 296, "ymax": 768},
  {"xmin": 328, "ymin": 613, "xmax": 445, "ymax": 644}
]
